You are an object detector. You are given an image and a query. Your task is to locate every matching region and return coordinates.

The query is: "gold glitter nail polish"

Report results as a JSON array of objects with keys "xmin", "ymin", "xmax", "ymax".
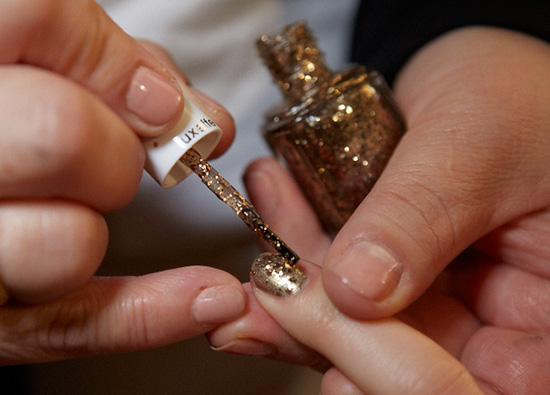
[
  {"xmin": 257, "ymin": 22, "xmax": 406, "ymax": 233},
  {"xmin": 251, "ymin": 253, "xmax": 306, "ymax": 297}
]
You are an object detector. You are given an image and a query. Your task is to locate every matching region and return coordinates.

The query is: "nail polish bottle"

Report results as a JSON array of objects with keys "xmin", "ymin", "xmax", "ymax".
[{"xmin": 257, "ymin": 22, "xmax": 406, "ymax": 233}]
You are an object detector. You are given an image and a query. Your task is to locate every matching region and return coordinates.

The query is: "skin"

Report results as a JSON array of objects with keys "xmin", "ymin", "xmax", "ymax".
[
  {"xmin": 0, "ymin": 0, "xmax": 244, "ymax": 364},
  {"xmin": 4, "ymin": 2, "xmax": 548, "ymax": 392},
  {"xmin": 209, "ymin": 26, "xmax": 550, "ymax": 394}
]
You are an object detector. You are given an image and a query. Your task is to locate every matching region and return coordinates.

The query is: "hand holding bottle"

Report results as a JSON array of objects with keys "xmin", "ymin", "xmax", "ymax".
[
  {"xmin": 210, "ymin": 26, "xmax": 550, "ymax": 393},
  {"xmin": 0, "ymin": 0, "xmax": 243, "ymax": 364}
]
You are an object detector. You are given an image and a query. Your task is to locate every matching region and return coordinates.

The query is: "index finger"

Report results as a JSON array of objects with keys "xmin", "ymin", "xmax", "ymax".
[
  {"xmin": 0, "ymin": 266, "xmax": 245, "ymax": 365},
  {"xmin": 250, "ymin": 259, "xmax": 481, "ymax": 394}
]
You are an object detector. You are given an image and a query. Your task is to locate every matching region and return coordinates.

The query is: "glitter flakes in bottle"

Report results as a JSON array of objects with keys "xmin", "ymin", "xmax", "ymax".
[{"xmin": 257, "ymin": 22, "xmax": 406, "ymax": 233}]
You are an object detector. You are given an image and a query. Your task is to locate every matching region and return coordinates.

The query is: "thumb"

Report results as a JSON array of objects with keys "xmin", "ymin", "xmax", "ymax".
[
  {"xmin": 2, "ymin": 0, "xmax": 184, "ymax": 137},
  {"xmin": 322, "ymin": 27, "xmax": 550, "ymax": 318}
]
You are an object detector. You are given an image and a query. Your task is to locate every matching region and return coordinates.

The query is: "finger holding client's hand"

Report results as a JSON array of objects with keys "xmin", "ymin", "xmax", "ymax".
[
  {"xmin": 323, "ymin": 26, "xmax": 550, "ymax": 320},
  {"xmin": 209, "ymin": 158, "xmax": 481, "ymax": 394},
  {"xmin": 0, "ymin": 0, "xmax": 240, "ymax": 364},
  {"xmin": 210, "ymin": 26, "xmax": 550, "ymax": 394}
]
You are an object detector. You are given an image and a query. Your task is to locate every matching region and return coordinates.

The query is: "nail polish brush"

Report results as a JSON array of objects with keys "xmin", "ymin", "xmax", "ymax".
[
  {"xmin": 141, "ymin": 84, "xmax": 300, "ymax": 266},
  {"xmin": 180, "ymin": 148, "xmax": 299, "ymax": 265}
]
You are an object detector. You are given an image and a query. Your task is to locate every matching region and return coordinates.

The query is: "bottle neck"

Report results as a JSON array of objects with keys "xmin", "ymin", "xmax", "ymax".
[{"xmin": 257, "ymin": 22, "xmax": 333, "ymax": 106}]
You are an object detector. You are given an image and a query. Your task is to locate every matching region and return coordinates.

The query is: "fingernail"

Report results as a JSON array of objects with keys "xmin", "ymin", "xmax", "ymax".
[
  {"xmin": 211, "ymin": 339, "xmax": 273, "ymax": 356},
  {"xmin": 244, "ymin": 168, "xmax": 278, "ymax": 219},
  {"xmin": 192, "ymin": 285, "xmax": 245, "ymax": 325},
  {"xmin": 188, "ymin": 87, "xmax": 225, "ymax": 117},
  {"xmin": 329, "ymin": 242, "xmax": 402, "ymax": 301},
  {"xmin": 127, "ymin": 66, "xmax": 183, "ymax": 127},
  {"xmin": 250, "ymin": 253, "xmax": 307, "ymax": 297}
]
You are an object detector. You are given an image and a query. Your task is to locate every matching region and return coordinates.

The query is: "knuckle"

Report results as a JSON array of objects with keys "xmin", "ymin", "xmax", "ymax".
[
  {"xmin": 37, "ymin": 285, "xmax": 151, "ymax": 359},
  {"xmin": 117, "ymin": 294, "xmax": 154, "ymax": 349},
  {"xmin": 37, "ymin": 291, "xmax": 106, "ymax": 360},
  {"xmin": 41, "ymin": 300, "xmax": 95, "ymax": 357},
  {"xmin": 48, "ymin": 205, "xmax": 107, "ymax": 284},
  {"xmin": 10, "ymin": 279, "xmax": 155, "ymax": 362},
  {"xmin": 427, "ymin": 366, "xmax": 477, "ymax": 395},
  {"xmin": 54, "ymin": 280, "xmax": 160, "ymax": 354},
  {"xmin": 383, "ymin": 170, "xmax": 458, "ymax": 263},
  {"xmin": 0, "ymin": 68, "xmax": 141, "ymax": 209},
  {"xmin": 0, "ymin": 202, "xmax": 106, "ymax": 303},
  {"xmin": 35, "ymin": 90, "xmax": 99, "ymax": 175}
]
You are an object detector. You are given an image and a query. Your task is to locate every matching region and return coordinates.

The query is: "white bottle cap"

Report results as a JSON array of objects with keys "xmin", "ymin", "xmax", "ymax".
[{"xmin": 142, "ymin": 86, "xmax": 222, "ymax": 189}]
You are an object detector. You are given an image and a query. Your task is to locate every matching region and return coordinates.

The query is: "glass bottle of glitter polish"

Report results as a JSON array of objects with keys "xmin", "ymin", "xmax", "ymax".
[{"xmin": 257, "ymin": 21, "xmax": 406, "ymax": 233}]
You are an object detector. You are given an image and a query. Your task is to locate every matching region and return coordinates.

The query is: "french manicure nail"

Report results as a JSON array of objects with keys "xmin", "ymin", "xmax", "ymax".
[
  {"xmin": 192, "ymin": 285, "xmax": 245, "ymax": 325},
  {"xmin": 250, "ymin": 253, "xmax": 307, "ymax": 297},
  {"xmin": 211, "ymin": 339, "xmax": 273, "ymax": 356},
  {"xmin": 127, "ymin": 66, "xmax": 183, "ymax": 127},
  {"xmin": 329, "ymin": 242, "xmax": 402, "ymax": 301}
]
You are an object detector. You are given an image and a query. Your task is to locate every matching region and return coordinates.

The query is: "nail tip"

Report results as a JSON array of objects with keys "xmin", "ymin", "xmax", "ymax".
[
  {"xmin": 329, "ymin": 242, "xmax": 403, "ymax": 301},
  {"xmin": 192, "ymin": 285, "xmax": 246, "ymax": 325},
  {"xmin": 210, "ymin": 339, "xmax": 273, "ymax": 357}
]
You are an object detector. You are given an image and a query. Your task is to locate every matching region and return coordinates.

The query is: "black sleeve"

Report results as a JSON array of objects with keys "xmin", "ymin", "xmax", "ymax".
[{"xmin": 351, "ymin": 0, "xmax": 550, "ymax": 85}]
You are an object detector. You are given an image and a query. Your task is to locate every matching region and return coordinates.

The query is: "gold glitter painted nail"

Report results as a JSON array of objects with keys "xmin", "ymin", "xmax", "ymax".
[
  {"xmin": 257, "ymin": 21, "xmax": 406, "ymax": 233},
  {"xmin": 251, "ymin": 253, "xmax": 307, "ymax": 297}
]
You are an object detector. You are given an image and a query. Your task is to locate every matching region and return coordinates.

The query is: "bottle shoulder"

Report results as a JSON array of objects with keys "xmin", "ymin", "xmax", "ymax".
[{"xmin": 262, "ymin": 65, "xmax": 388, "ymax": 133}]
